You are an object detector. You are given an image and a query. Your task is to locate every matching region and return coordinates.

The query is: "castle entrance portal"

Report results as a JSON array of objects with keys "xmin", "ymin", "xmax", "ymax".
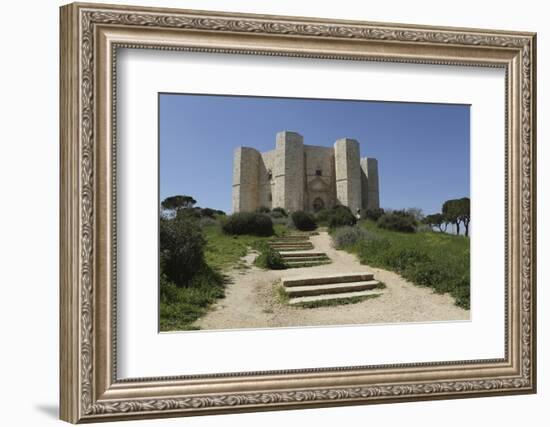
[{"xmin": 312, "ymin": 197, "xmax": 325, "ymax": 212}]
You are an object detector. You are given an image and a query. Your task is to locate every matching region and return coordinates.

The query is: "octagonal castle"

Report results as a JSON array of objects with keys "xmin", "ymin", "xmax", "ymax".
[{"xmin": 232, "ymin": 131, "xmax": 379, "ymax": 214}]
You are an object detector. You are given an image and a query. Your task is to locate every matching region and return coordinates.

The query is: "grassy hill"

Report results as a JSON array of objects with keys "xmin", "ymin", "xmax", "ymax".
[{"xmin": 334, "ymin": 220, "xmax": 470, "ymax": 309}]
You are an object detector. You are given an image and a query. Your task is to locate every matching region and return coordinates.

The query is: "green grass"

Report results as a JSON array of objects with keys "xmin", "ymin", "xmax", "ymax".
[
  {"xmin": 275, "ymin": 283, "xmax": 290, "ymax": 304},
  {"xmin": 338, "ymin": 220, "xmax": 470, "ymax": 309},
  {"xmin": 293, "ymin": 293, "xmax": 381, "ymax": 309},
  {"xmin": 203, "ymin": 223, "xmax": 286, "ymax": 271},
  {"xmin": 160, "ymin": 223, "xmax": 288, "ymax": 331},
  {"xmin": 159, "ymin": 267, "xmax": 227, "ymax": 331}
]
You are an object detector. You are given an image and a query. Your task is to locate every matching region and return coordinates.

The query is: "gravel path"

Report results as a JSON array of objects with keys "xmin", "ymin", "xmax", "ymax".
[{"xmin": 193, "ymin": 231, "xmax": 469, "ymax": 330}]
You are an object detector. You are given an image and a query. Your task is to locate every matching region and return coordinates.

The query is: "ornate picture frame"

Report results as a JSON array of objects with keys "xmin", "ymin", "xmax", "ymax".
[{"xmin": 60, "ymin": 2, "xmax": 536, "ymax": 423}]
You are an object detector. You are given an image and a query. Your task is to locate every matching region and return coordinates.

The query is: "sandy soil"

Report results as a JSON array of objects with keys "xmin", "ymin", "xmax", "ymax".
[{"xmin": 193, "ymin": 231, "xmax": 469, "ymax": 330}]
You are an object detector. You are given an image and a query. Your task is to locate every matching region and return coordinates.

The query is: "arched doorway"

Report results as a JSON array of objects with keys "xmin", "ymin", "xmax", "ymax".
[{"xmin": 312, "ymin": 197, "xmax": 325, "ymax": 212}]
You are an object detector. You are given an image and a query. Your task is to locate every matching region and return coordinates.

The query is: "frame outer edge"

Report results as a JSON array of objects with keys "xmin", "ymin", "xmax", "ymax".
[
  {"xmin": 60, "ymin": 3, "xmax": 81, "ymax": 424},
  {"xmin": 60, "ymin": 2, "xmax": 537, "ymax": 422}
]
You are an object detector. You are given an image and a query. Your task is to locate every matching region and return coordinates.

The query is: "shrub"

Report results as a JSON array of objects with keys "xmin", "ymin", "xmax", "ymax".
[
  {"xmin": 199, "ymin": 216, "xmax": 218, "ymax": 227},
  {"xmin": 332, "ymin": 226, "xmax": 368, "ymax": 249},
  {"xmin": 377, "ymin": 210, "xmax": 417, "ymax": 232},
  {"xmin": 270, "ymin": 207, "xmax": 288, "ymax": 218},
  {"xmin": 315, "ymin": 208, "xmax": 333, "ymax": 224},
  {"xmin": 256, "ymin": 206, "xmax": 271, "ymax": 214},
  {"xmin": 160, "ymin": 215, "xmax": 206, "ymax": 286},
  {"xmin": 272, "ymin": 207, "xmax": 287, "ymax": 216},
  {"xmin": 290, "ymin": 211, "xmax": 317, "ymax": 231},
  {"xmin": 200, "ymin": 207, "xmax": 216, "ymax": 218},
  {"xmin": 328, "ymin": 205, "xmax": 357, "ymax": 228},
  {"xmin": 221, "ymin": 212, "xmax": 274, "ymax": 236},
  {"xmin": 175, "ymin": 207, "xmax": 202, "ymax": 219},
  {"xmin": 360, "ymin": 207, "xmax": 385, "ymax": 221},
  {"xmin": 254, "ymin": 243, "xmax": 287, "ymax": 270}
]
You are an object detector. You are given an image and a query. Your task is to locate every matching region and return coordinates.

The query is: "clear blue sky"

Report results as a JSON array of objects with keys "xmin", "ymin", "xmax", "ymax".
[{"xmin": 159, "ymin": 93, "xmax": 470, "ymax": 215}]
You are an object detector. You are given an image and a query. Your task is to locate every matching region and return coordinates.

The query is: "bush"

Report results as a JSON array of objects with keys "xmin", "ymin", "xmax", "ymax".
[
  {"xmin": 256, "ymin": 206, "xmax": 271, "ymax": 214},
  {"xmin": 290, "ymin": 211, "xmax": 317, "ymax": 231},
  {"xmin": 200, "ymin": 207, "xmax": 216, "ymax": 218},
  {"xmin": 332, "ymin": 226, "xmax": 369, "ymax": 249},
  {"xmin": 360, "ymin": 208, "xmax": 385, "ymax": 221},
  {"xmin": 349, "ymin": 222, "xmax": 470, "ymax": 309},
  {"xmin": 377, "ymin": 210, "xmax": 417, "ymax": 233},
  {"xmin": 315, "ymin": 208, "xmax": 333, "ymax": 224},
  {"xmin": 254, "ymin": 243, "xmax": 287, "ymax": 270},
  {"xmin": 328, "ymin": 205, "xmax": 357, "ymax": 228},
  {"xmin": 160, "ymin": 215, "xmax": 206, "ymax": 286},
  {"xmin": 270, "ymin": 207, "xmax": 288, "ymax": 218},
  {"xmin": 199, "ymin": 216, "xmax": 218, "ymax": 227},
  {"xmin": 222, "ymin": 212, "xmax": 274, "ymax": 236}
]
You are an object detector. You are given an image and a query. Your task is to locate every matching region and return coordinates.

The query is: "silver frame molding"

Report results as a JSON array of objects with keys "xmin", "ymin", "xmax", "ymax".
[{"xmin": 60, "ymin": 2, "xmax": 537, "ymax": 423}]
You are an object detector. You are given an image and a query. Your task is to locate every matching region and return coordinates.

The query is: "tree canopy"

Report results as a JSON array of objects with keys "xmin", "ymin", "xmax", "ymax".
[
  {"xmin": 161, "ymin": 195, "xmax": 197, "ymax": 215},
  {"xmin": 442, "ymin": 197, "xmax": 470, "ymax": 236}
]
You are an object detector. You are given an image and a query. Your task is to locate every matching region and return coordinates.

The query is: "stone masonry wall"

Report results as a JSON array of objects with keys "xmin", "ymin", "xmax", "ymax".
[
  {"xmin": 232, "ymin": 147, "xmax": 260, "ymax": 212},
  {"xmin": 334, "ymin": 138, "xmax": 362, "ymax": 214},
  {"xmin": 274, "ymin": 131, "xmax": 304, "ymax": 212},
  {"xmin": 232, "ymin": 131, "xmax": 378, "ymax": 214}
]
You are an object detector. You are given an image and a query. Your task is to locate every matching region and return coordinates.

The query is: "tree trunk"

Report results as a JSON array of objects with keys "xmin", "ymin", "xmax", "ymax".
[
  {"xmin": 455, "ymin": 222, "xmax": 460, "ymax": 235},
  {"xmin": 464, "ymin": 222, "xmax": 469, "ymax": 237}
]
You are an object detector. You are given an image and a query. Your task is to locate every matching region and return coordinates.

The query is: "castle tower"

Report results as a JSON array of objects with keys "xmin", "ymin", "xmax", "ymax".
[
  {"xmin": 232, "ymin": 147, "xmax": 261, "ymax": 212},
  {"xmin": 334, "ymin": 138, "xmax": 362, "ymax": 214},
  {"xmin": 360, "ymin": 157, "xmax": 380, "ymax": 210},
  {"xmin": 273, "ymin": 131, "xmax": 305, "ymax": 212}
]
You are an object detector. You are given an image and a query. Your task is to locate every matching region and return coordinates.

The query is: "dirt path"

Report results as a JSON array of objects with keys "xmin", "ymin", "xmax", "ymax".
[{"xmin": 193, "ymin": 231, "xmax": 469, "ymax": 330}]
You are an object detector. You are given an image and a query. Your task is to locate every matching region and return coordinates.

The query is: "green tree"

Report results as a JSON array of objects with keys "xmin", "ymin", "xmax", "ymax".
[
  {"xmin": 442, "ymin": 199, "xmax": 461, "ymax": 235},
  {"xmin": 161, "ymin": 195, "xmax": 197, "ymax": 217},
  {"xmin": 456, "ymin": 197, "xmax": 470, "ymax": 237},
  {"xmin": 424, "ymin": 213, "xmax": 447, "ymax": 232}
]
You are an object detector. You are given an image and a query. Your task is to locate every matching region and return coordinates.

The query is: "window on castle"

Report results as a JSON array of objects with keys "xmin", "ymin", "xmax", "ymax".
[
  {"xmin": 315, "ymin": 169, "xmax": 322, "ymax": 176},
  {"xmin": 267, "ymin": 170, "xmax": 272, "ymax": 180},
  {"xmin": 269, "ymin": 193, "xmax": 272, "ymax": 201}
]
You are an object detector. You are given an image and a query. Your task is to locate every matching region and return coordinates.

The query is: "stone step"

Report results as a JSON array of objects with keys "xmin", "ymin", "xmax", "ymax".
[
  {"xmin": 271, "ymin": 246, "xmax": 314, "ymax": 251},
  {"xmin": 274, "ymin": 247, "xmax": 314, "ymax": 252},
  {"xmin": 268, "ymin": 240, "xmax": 312, "ymax": 246},
  {"xmin": 282, "ymin": 272, "xmax": 375, "ymax": 287},
  {"xmin": 288, "ymin": 289, "xmax": 381, "ymax": 306},
  {"xmin": 279, "ymin": 251, "xmax": 326, "ymax": 258},
  {"xmin": 283, "ymin": 257, "xmax": 329, "ymax": 263},
  {"xmin": 284, "ymin": 260, "xmax": 331, "ymax": 268},
  {"xmin": 284, "ymin": 280, "xmax": 380, "ymax": 297}
]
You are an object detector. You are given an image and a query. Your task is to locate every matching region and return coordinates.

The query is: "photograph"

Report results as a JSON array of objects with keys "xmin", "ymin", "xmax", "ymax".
[{"xmin": 159, "ymin": 93, "xmax": 471, "ymax": 332}]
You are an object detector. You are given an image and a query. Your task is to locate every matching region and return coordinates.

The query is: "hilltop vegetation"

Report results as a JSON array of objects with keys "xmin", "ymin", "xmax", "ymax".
[{"xmin": 332, "ymin": 220, "xmax": 470, "ymax": 309}]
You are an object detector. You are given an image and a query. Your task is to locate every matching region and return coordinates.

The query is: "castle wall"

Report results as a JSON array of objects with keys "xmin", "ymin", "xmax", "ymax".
[
  {"xmin": 304, "ymin": 145, "xmax": 335, "ymax": 211},
  {"xmin": 361, "ymin": 157, "xmax": 380, "ymax": 210},
  {"xmin": 232, "ymin": 147, "xmax": 261, "ymax": 213},
  {"xmin": 334, "ymin": 138, "xmax": 362, "ymax": 214},
  {"xmin": 232, "ymin": 132, "xmax": 378, "ymax": 214},
  {"xmin": 259, "ymin": 149, "xmax": 276, "ymax": 209},
  {"xmin": 273, "ymin": 131, "xmax": 304, "ymax": 212}
]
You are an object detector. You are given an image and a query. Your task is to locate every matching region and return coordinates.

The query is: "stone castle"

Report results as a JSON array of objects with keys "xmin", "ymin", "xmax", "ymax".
[{"xmin": 232, "ymin": 131, "xmax": 379, "ymax": 214}]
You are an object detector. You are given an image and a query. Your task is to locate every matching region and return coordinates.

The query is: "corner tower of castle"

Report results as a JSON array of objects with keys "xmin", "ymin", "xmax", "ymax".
[{"xmin": 232, "ymin": 131, "xmax": 379, "ymax": 214}]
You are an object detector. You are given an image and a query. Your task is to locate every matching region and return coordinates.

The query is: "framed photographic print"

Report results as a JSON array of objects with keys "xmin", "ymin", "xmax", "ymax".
[{"xmin": 59, "ymin": 2, "xmax": 537, "ymax": 423}]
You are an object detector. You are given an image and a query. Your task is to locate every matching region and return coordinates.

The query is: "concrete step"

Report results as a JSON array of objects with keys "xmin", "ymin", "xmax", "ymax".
[
  {"xmin": 271, "ymin": 246, "xmax": 314, "ymax": 251},
  {"xmin": 268, "ymin": 240, "xmax": 312, "ymax": 246},
  {"xmin": 284, "ymin": 257, "xmax": 329, "ymax": 264},
  {"xmin": 279, "ymin": 251, "xmax": 326, "ymax": 258},
  {"xmin": 285, "ymin": 280, "xmax": 380, "ymax": 297},
  {"xmin": 274, "ymin": 247, "xmax": 314, "ymax": 252},
  {"xmin": 288, "ymin": 289, "xmax": 381, "ymax": 305},
  {"xmin": 284, "ymin": 260, "xmax": 331, "ymax": 268},
  {"xmin": 282, "ymin": 272, "xmax": 375, "ymax": 287}
]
